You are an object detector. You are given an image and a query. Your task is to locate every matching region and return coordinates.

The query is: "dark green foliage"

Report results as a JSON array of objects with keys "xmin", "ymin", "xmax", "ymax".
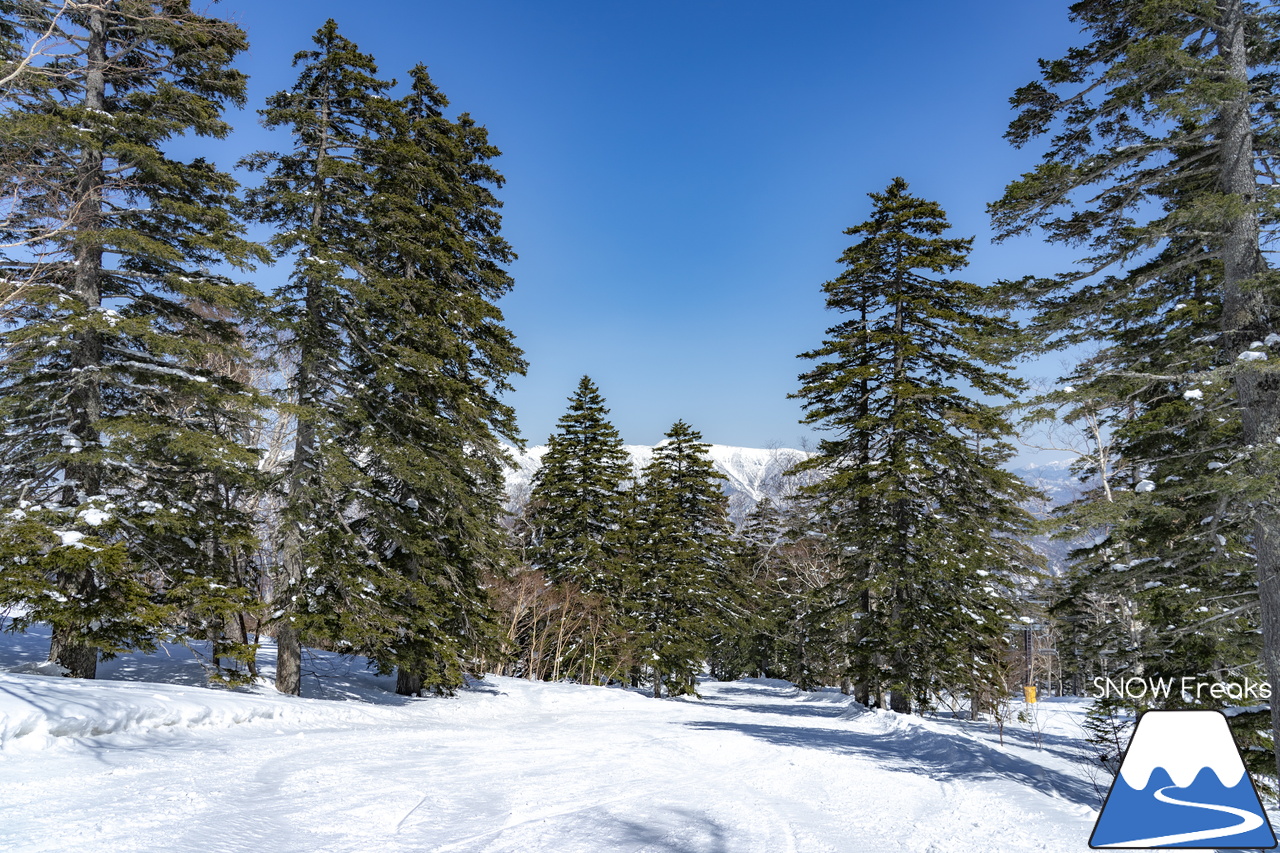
[
  {"xmin": 792, "ymin": 178, "xmax": 1040, "ymax": 712},
  {"xmin": 346, "ymin": 64, "xmax": 524, "ymax": 695},
  {"xmin": 241, "ymin": 23, "xmax": 522, "ymax": 695},
  {"xmin": 708, "ymin": 497, "xmax": 788, "ymax": 682},
  {"xmin": 995, "ymin": 2, "xmax": 1280, "ymax": 744},
  {"xmin": 529, "ymin": 377, "xmax": 631, "ymax": 594},
  {"xmin": 0, "ymin": 510, "xmax": 165, "ymax": 662},
  {"xmin": 0, "ymin": 0, "xmax": 267, "ymax": 678},
  {"xmin": 524, "ymin": 376, "xmax": 632, "ymax": 681},
  {"xmin": 240, "ymin": 19, "xmax": 395, "ymax": 694},
  {"xmin": 629, "ymin": 421, "xmax": 737, "ymax": 697}
]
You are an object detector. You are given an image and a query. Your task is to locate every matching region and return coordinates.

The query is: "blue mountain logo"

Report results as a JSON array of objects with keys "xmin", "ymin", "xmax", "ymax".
[{"xmin": 1090, "ymin": 710, "xmax": 1277, "ymax": 848}]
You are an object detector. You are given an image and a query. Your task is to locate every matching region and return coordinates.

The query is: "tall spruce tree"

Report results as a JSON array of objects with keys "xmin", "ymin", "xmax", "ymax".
[
  {"xmin": 344, "ymin": 64, "xmax": 524, "ymax": 695},
  {"xmin": 528, "ymin": 377, "xmax": 631, "ymax": 593},
  {"xmin": 793, "ymin": 179, "xmax": 1039, "ymax": 713},
  {"xmin": 990, "ymin": 0, "xmax": 1280, "ymax": 769},
  {"xmin": 0, "ymin": 0, "xmax": 266, "ymax": 678},
  {"xmin": 240, "ymin": 21, "xmax": 393, "ymax": 695},
  {"xmin": 524, "ymin": 376, "xmax": 631, "ymax": 681},
  {"xmin": 242, "ymin": 26, "xmax": 523, "ymax": 695},
  {"xmin": 630, "ymin": 421, "xmax": 736, "ymax": 697}
]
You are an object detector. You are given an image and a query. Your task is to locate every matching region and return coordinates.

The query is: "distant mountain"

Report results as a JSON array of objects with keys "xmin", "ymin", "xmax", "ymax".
[
  {"xmin": 503, "ymin": 445, "xmax": 1093, "ymax": 572},
  {"xmin": 502, "ymin": 443, "xmax": 816, "ymax": 525},
  {"xmin": 1011, "ymin": 457, "xmax": 1087, "ymax": 511},
  {"xmin": 1010, "ymin": 457, "xmax": 1093, "ymax": 576}
]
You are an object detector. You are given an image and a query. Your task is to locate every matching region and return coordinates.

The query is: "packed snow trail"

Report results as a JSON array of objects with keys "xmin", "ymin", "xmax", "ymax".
[{"xmin": 0, "ymin": 634, "xmax": 1100, "ymax": 852}]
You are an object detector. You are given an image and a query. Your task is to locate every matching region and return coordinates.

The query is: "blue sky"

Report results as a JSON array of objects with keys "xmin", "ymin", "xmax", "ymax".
[{"xmin": 208, "ymin": 0, "xmax": 1088, "ymax": 454}]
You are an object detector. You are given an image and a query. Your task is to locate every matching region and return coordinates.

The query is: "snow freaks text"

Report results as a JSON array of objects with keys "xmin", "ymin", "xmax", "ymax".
[{"xmin": 1092, "ymin": 677, "xmax": 1272, "ymax": 702}]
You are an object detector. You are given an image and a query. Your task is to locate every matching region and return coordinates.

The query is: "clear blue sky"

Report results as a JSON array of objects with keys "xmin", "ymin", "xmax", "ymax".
[{"xmin": 206, "ymin": 0, "xmax": 1087, "ymax": 453}]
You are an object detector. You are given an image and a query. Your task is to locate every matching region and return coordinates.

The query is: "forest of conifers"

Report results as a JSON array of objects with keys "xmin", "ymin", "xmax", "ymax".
[{"xmin": 1, "ymin": 0, "xmax": 1279, "ymax": 781}]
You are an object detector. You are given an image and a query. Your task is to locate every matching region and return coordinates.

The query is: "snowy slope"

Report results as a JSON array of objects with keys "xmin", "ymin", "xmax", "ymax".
[{"xmin": 0, "ymin": 620, "xmax": 1117, "ymax": 852}]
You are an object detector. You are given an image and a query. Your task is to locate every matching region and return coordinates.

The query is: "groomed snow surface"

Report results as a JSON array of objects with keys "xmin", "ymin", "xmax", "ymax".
[{"xmin": 2, "ymin": 620, "xmax": 1108, "ymax": 852}]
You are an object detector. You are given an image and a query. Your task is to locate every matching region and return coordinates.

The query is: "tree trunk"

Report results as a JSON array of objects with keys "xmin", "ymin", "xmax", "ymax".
[
  {"xmin": 1216, "ymin": 0, "xmax": 1280, "ymax": 781},
  {"xmin": 397, "ymin": 668, "xmax": 423, "ymax": 697},
  {"xmin": 276, "ymin": 89, "xmax": 334, "ymax": 697},
  {"xmin": 653, "ymin": 669, "xmax": 662, "ymax": 698},
  {"xmin": 275, "ymin": 621, "xmax": 301, "ymax": 696},
  {"xmin": 229, "ymin": 612, "xmax": 257, "ymax": 679},
  {"xmin": 52, "ymin": 2, "xmax": 108, "ymax": 678},
  {"xmin": 49, "ymin": 628, "xmax": 96, "ymax": 679}
]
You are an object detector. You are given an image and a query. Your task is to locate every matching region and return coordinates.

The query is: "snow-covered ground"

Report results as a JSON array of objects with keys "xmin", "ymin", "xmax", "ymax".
[{"xmin": 1, "ymin": 622, "xmax": 1109, "ymax": 852}]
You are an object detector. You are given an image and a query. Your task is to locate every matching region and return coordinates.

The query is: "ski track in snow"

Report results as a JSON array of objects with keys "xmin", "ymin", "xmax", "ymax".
[{"xmin": 0, "ymin": 632, "xmax": 1106, "ymax": 852}]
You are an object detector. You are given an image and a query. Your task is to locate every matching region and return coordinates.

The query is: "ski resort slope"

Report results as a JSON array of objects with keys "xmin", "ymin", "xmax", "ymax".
[{"xmin": 0, "ymin": 635, "xmax": 1099, "ymax": 852}]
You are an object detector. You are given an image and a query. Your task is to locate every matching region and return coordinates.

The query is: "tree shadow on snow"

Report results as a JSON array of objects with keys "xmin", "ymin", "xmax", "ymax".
[
  {"xmin": 684, "ymin": 718, "xmax": 1095, "ymax": 806},
  {"xmin": 704, "ymin": 682, "xmax": 1088, "ymax": 768},
  {"xmin": 602, "ymin": 809, "xmax": 730, "ymax": 853}
]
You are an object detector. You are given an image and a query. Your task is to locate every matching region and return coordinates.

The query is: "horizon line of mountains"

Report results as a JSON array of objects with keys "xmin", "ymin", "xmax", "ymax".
[{"xmin": 502, "ymin": 443, "xmax": 1086, "ymax": 572}]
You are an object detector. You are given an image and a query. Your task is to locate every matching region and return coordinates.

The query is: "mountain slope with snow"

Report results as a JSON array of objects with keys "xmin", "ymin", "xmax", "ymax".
[
  {"xmin": 505, "ymin": 443, "xmax": 1089, "ymax": 535},
  {"xmin": 503, "ymin": 443, "xmax": 816, "ymax": 524}
]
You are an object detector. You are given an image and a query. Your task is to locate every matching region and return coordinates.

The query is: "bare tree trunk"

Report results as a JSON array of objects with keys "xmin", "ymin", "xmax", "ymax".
[
  {"xmin": 397, "ymin": 669, "xmax": 423, "ymax": 697},
  {"xmin": 51, "ymin": 2, "xmax": 107, "ymax": 680},
  {"xmin": 276, "ymin": 92, "xmax": 333, "ymax": 697},
  {"xmin": 1216, "ymin": 0, "xmax": 1280, "ymax": 781},
  {"xmin": 48, "ymin": 629, "xmax": 96, "ymax": 679},
  {"xmin": 227, "ymin": 611, "xmax": 257, "ymax": 679},
  {"xmin": 275, "ymin": 621, "xmax": 301, "ymax": 695}
]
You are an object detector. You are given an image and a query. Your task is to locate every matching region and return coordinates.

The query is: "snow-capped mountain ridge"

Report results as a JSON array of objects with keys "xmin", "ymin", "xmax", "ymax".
[
  {"xmin": 504, "ymin": 444, "xmax": 1087, "ymax": 528},
  {"xmin": 502, "ymin": 443, "xmax": 815, "ymax": 524}
]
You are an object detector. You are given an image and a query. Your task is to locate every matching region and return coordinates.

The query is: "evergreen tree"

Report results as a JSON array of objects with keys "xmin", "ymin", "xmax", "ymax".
[
  {"xmin": 242, "ymin": 26, "xmax": 523, "ymax": 695},
  {"xmin": 529, "ymin": 377, "xmax": 631, "ymax": 593},
  {"xmin": 792, "ymin": 178, "xmax": 1039, "ymax": 713},
  {"xmin": 710, "ymin": 497, "xmax": 786, "ymax": 681},
  {"xmin": 240, "ymin": 20, "xmax": 394, "ymax": 695},
  {"xmin": 524, "ymin": 376, "xmax": 631, "ymax": 681},
  {"xmin": 0, "ymin": 0, "xmax": 266, "ymax": 678},
  {"xmin": 344, "ymin": 64, "xmax": 524, "ymax": 695},
  {"xmin": 630, "ymin": 421, "xmax": 736, "ymax": 697},
  {"xmin": 991, "ymin": 0, "xmax": 1280, "ymax": 766}
]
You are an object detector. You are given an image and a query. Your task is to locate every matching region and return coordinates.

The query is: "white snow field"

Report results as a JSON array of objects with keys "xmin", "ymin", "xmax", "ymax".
[{"xmin": 0, "ymin": 622, "xmax": 1107, "ymax": 852}]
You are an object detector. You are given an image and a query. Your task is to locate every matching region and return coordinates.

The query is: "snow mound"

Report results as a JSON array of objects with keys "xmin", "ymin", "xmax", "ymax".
[{"xmin": 0, "ymin": 673, "xmax": 302, "ymax": 750}]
